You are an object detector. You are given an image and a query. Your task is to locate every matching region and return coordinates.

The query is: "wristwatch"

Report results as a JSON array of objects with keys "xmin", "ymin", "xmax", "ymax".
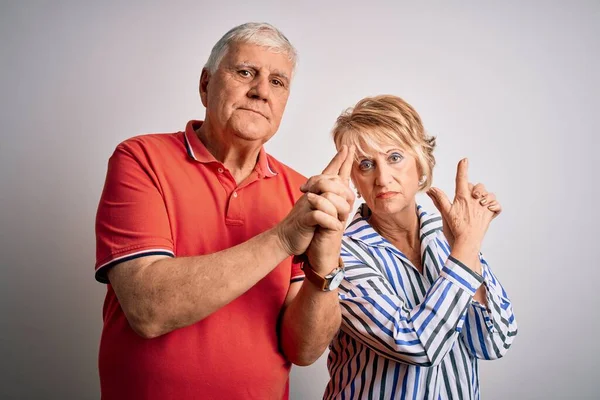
[{"xmin": 301, "ymin": 257, "xmax": 345, "ymax": 291}]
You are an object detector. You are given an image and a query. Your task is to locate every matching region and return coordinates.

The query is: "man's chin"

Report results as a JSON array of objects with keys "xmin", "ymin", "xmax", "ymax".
[{"xmin": 229, "ymin": 123, "xmax": 274, "ymax": 142}]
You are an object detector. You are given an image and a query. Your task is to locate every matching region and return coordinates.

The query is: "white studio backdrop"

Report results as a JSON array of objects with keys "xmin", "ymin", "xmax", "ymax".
[{"xmin": 1, "ymin": 1, "xmax": 598, "ymax": 399}]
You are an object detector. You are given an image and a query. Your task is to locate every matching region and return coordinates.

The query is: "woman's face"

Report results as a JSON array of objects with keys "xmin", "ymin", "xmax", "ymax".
[{"xmin": 352, "ymin": 141, "xmax": 421, "ymax": 218}]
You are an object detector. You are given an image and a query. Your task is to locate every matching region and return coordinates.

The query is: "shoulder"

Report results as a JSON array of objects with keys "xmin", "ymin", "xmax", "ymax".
[
  {"xmin": 341, "ymin": 208, "xmax": 378, "ymax": 261},
  {"xmin": 116, "ymin": 132, "xmax": 183, "ymax": 154},
  {"xmin": 266, "ymin": 153, "xmax": 307, "ymax": 185},
  {"xmin": 417, "ymin": 205, "xmax": 444, "ymax": 237},
  {"xmin": 110, "ymin": 132, "xmax": 185, "ymax": 169}
]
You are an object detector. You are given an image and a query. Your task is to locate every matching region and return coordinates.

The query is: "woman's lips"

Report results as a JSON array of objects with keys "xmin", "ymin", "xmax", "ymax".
[{"xmin": 376, "ymin": 191, "xmax": 398, "ymax": 199}]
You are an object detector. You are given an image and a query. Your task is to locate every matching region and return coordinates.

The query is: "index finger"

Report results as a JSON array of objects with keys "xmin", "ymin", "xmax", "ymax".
[
  {"xmin": 455, "ymin": 158, "xmax": 470, "ymax": 196},
  {"xmin": 322, "ymin": 145, "xmax": 348, "ymax": 175},
  {"xmin": 338, "ymin": 145, "xmax": 355, "ymax": 183}
]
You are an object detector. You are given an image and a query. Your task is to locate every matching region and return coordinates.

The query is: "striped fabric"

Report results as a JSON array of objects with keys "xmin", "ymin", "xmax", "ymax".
[{"xmin": 324, "ymin": 204, "xmax": 517, "ymax": 399}]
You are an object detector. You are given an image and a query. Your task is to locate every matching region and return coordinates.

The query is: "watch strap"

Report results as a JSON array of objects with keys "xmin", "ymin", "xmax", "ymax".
[{"xmin": 300, "ymin": 257, "xmax": 344, "ymax": 291}]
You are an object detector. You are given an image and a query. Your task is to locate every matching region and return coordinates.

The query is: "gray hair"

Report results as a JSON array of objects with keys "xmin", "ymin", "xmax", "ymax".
[{"xmin": 204, "ymin": 22, "xmax": 298, "ymax": 75}]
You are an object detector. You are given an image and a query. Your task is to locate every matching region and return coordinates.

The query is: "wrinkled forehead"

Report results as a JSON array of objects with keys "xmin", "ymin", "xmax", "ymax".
[
  {"xmin": 224, "ymin": 41, "xmax": 295, "ymax": 74},
  {"xmin": 336, "ymin": 127, "xmax": 410, "ymax": 161}
]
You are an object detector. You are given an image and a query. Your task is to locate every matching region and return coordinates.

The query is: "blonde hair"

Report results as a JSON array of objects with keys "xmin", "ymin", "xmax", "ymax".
[{"xmin": 332, "ymin": 95, "xmax": 436, "ymax": 191}]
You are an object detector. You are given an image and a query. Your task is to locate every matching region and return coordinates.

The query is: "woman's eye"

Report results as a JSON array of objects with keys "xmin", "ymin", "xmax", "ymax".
[
  {"xmin": 389, "ymin": 153, "xmax": 404, "ymax": 163},
  {"xmin": 359, "ymin": 160, "xmax": 374, "ymax": 170}
]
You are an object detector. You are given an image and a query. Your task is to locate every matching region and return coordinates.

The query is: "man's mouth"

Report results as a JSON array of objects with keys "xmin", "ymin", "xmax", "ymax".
[{"xmin": 238, "ymin": 108, "xmax": 267, "ymax": 119}]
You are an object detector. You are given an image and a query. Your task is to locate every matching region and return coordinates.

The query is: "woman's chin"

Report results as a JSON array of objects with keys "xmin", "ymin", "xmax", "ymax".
[
  {"xmin": 372, "ymin": 203, "xmax": 402, "ymax": 217},
  {"xmin": 370, "ymin": 198, "xmax": 412, "ymax": 217}
]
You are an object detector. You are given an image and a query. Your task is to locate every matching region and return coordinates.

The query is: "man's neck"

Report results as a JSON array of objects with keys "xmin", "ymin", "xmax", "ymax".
[{"xmin": 196, "ymin": 121, "xmax": 262, "ymax": 185}]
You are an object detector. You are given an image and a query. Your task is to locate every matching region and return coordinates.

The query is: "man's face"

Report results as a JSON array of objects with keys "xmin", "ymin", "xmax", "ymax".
[{"xmin": 200, "ymin": 42, "xmax": 293, "ymax": 144}]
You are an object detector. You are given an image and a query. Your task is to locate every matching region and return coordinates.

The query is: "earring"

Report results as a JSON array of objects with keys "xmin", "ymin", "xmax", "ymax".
[
  {"xmin": 418, "ymin": 175, "xmax": 427, "ymax": 185},
  {"xmin": 351, "ymin": 182, "xmax": 361, "ymax": 198}
]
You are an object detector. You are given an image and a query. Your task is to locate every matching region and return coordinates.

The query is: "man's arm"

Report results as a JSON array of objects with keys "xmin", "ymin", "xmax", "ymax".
[
  {"xmin": 107, "ymin": 190, "xmax": 345, "ymax": 339},
  {"xmin": 108, "ymin": 227, "xmax": 291, "ymax": 339},
  {"xmin": 105, "ymin": 146, "xmax": 351, "ymax": 340}
]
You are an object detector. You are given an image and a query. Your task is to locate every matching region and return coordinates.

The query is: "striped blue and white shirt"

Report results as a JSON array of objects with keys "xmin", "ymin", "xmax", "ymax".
[{"xmin": 324, "ymin": 204, "xmax": 517, "ymax": 399}]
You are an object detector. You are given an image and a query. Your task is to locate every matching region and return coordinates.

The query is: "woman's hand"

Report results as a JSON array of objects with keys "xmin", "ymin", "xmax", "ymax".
[
  {"xmin": 471, "ymin": 182, "xmax": 502, "ymax": 217},
  {"xmin": 300, "ymin": 145, "xmax": 356, "ymax": 275},
  {"xmin": 426, "ymin": 159, "xmax": 500, "ymax": 252}
]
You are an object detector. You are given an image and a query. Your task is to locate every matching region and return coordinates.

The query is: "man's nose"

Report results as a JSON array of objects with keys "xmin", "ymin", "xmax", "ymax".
[{"xmin": 247, "ymin": 75, "xmax": 270, "ymax": 101}]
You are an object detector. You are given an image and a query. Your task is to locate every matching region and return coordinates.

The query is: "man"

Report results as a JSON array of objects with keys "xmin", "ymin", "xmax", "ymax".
[{"xmin": 95, "ymin": 22, "xmax": 355, "ymax": 399}]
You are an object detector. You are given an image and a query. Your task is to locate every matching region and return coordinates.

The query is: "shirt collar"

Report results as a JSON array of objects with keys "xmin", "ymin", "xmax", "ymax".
[
  {"xmin": 183, "ymin": 120, "xmax": 277, "ymax": 178},
  {"xmin": 344, "ymin": 203, "xmax": 444, "ymax": 250}
]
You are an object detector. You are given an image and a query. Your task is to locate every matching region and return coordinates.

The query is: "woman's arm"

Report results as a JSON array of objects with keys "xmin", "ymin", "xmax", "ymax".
[
  {"xmin": 337, "ymin": 239, "xmax": 483, "ymax": 367},
  {"xmin": 461, "ymin": 256, "xmax": 518, "ymax": 359}
]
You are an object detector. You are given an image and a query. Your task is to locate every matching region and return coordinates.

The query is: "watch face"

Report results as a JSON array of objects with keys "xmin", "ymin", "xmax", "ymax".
[{"xmin": 329, "ymin": 270, "xmax": 345, "ymax": 290}]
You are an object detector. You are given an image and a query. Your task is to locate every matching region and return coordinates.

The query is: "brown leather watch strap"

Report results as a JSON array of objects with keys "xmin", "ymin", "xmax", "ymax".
[
  {"xmin": 300, "ymin": 257, "xmax": 344, "ymax": 291},
  {"xmin": 302, "ymin": 262, "xmax": 328, "ymax": 290}
]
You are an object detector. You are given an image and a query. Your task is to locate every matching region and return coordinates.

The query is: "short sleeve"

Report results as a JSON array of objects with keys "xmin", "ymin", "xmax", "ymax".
[
  {"xmin": 95, "ymin": 143, "xmax": 174, "ymax": 283},
  {"xmin": 290, "ymin": 256, "xmax": 305, "ymax": 283}
]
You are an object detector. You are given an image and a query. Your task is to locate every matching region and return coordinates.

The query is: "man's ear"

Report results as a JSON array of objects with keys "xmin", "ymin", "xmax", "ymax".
[{"xmin": 199, "ymin": 68, "xmax": 210, "ymax": 107}]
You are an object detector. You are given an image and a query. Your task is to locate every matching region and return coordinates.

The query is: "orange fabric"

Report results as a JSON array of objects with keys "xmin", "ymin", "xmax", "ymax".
[{"xmin": 95, "ymin": 120, "xmax": 306, "ymax": 399}]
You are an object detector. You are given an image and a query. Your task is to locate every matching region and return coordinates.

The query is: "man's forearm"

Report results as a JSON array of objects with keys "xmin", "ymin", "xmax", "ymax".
[
  {"xmin": 280, "ymin": 282, "xmax": 341, "ymax": 366},
  {"xmin": 109, "ymin": 228, "xmax": 291, "ymax": 338}
]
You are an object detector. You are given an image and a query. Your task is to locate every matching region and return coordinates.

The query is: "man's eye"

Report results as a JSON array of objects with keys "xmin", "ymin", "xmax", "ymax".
[
  {"xmin": 239, "ymin": 70, "xmax": 252, "ymax": 77},
  {"xmin": 271, "ymin": 79, "xmax": 283, "ymax": 87}
]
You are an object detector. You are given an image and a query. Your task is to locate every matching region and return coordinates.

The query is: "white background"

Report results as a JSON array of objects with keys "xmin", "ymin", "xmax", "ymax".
[{"xmin": 1, "ymin": 1, "xmax": 598, "ymax": 399}]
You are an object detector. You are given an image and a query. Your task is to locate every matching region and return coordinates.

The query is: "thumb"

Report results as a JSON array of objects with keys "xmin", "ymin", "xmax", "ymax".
[{"xmin": 427, "ymin": 187, "xmax": 452, "ymax": 216}]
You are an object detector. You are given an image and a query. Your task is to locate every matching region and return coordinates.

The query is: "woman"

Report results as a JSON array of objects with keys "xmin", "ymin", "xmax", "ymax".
[{"xmin": 323, "ymin": 95, "xmax": 517, "ymax": 399}]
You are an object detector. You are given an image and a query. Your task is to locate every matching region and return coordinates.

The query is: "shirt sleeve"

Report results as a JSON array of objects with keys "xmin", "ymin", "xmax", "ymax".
[
  {"xmin": 95, "ymin": 142, "xmax": 174, "ymax": 283},
  {"xmin": 460, "ymin": 254, "xmax": 518, "ymax": 359},
  {"xmin": 338, "ymin": 240, "xmax": 484, "ymax": 367},
  {"xmin": 290, "ymin": 257, "xmax": 304, "ymax": 283}
]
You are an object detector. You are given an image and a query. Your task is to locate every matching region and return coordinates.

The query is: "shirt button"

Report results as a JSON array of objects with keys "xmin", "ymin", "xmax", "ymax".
[
  {"xmin": 217, "ymin": 168, "xmax": 224, "ymax": 173},
  {"xmin": 233, "ymin": 191, "xmax": 238, "ymax": 198}
]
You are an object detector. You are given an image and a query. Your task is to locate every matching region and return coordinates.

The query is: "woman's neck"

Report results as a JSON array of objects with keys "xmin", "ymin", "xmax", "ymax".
[{"xmin": 369, "ymin": 204, "xmax": 422, "ymax": 267}]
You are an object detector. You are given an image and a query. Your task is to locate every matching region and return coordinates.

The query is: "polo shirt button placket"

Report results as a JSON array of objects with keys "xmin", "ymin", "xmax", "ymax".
[
  {"xmin": 216, "ymin": 166, "xmax": 231, "ymax": 191},
  {"xmin": 225, "ymin": 189, "xmax": 243, "ymax": 225}
]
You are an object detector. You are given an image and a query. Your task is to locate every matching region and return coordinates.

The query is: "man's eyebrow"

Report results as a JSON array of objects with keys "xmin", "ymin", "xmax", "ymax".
[
  {"xmin": 235, "ymin": 62, "xmax": 258, "ymax": 70},
  {"xmin": 270, "ymin": 69, "xmax": 290, "ymax": 82}
]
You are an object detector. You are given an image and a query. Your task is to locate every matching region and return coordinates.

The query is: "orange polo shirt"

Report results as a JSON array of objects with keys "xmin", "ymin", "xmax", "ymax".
[{"xmin": 95, "ymin": 120, "xmax": 306, "ymax": 399}]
